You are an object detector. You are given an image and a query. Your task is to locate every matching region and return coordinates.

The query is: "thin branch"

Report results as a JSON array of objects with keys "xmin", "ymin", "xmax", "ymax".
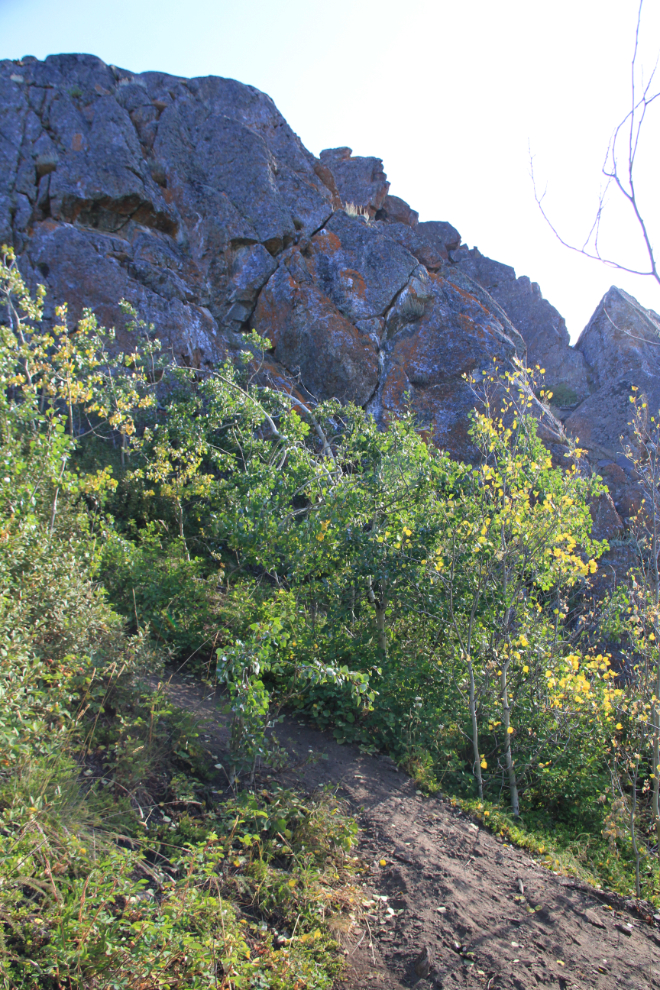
[{"xmin": 532, "ymin": 0, "xmax": 660, "ymax": 288}]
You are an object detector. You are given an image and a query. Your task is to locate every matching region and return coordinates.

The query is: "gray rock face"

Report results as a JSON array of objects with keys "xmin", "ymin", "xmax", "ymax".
[
  {"xmin": 453, "ymin": 247, "xmax": 590, "ymax": 416},
  {"xmin": 319, "ymin": 147, "xmax": 390, "ymax": 216},
  {"xmin": 374, "ymin": 266, "xmax": 526, "ymax": 460},
  {"xmin": 375, "ymin": 194, "xmax": 419, "ymax": 227},
  {"xmin": 3, "ymin": 52, "xmax": 659, "ymax": 486},
  {"xmin": 590, "ymin": 491, "xmax": 624, "ymax": 542},
  {"xmin": 0, "ymin": 72, "xmax": 32, "ymax": 245},
  {"xmin": 305, "ymin": 210, "xmax": 417, "ymax": 323},
  {"xmin": 565, "ymin": 286, "xmax": 660, "ymax": 459},
  {"xmin": 379, "ymin": 220, "xmax": 461, "ymax": 271},
  {"xmin": 575, "ymin": 286, "xmax": 660, "ymax": 389},
  {"xmin": 1, "ymin": 53, "xmax": 335, "ymax": 363},
  {"xmin": 253, "ymin": 248, "xmax": 380, "ymax": 406}
]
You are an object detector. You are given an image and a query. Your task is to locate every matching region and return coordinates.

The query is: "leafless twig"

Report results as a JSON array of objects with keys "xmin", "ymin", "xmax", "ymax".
[{"xmin": 532, "ymin": 0, "xmax": 660, "ymax": 287}]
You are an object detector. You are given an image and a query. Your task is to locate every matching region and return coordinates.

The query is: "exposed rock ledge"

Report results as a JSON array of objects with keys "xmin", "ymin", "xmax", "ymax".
[{"xmin": 2, "ymin": 53, "xmax": 658, "ymax": 532}]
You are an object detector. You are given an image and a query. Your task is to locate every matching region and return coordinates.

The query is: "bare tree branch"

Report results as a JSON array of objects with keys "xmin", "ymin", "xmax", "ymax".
[{"xmin": 532, "ymin": 0, "xmax": 660, "ymax": 287}]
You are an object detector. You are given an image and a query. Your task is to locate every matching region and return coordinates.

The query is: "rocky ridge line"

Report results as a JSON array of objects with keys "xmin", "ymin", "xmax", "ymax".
[{"xmin": 2, "ymin": 53, "xmax": 660, "ymax": 535}]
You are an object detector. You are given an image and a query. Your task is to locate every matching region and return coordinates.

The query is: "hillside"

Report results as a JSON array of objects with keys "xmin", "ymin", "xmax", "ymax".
[{"xmin": 4, "ymin": 51, "xmax": 660, "ymax": 990}]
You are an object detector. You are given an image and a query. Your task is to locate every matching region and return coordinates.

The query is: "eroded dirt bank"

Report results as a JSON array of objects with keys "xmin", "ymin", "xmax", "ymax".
[{"xmin": 163, "ymin": 673, "xmax": 660, "ymax": 990}]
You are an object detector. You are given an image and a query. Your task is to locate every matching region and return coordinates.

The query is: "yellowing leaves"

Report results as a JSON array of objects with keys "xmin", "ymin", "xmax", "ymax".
[{"xmin": 300, "ymin": 930, "xmax": 322, "ymax": 943}]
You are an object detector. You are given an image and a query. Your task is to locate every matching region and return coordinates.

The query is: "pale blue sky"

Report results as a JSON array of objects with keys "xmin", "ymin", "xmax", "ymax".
[{"xmin": 1, "ymin": 0, "xmax": 659, "ymax": 339}]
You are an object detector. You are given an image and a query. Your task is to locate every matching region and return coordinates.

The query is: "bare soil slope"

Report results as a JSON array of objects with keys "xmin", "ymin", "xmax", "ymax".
[{"xmin": 164, "ymin": 674, "xmax": 660, "ymax": 990}]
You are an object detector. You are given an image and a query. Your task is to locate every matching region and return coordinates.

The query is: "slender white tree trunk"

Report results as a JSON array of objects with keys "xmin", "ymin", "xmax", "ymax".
[{"xmin": 501, "ymin": 661, "xmax": 519, "ymax": 816}]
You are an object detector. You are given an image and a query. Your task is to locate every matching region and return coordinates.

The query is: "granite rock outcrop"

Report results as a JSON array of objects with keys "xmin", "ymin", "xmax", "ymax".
[
  {"xmin": 1, "ymin": 53, "xmax": 659, "ymax": 493},
  {"xmin": 566, "ymin": 288, "xmax": 660, "ymax": 456}
]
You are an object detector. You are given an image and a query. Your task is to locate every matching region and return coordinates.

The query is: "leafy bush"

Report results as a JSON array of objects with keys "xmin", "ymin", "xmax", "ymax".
[
  {"xmin": 0, "ymin": 249, "xmax": 360, "ymax": 988},
  {"xmin": 4, "ymin": 229, "xmax": 660, "ymax": 978}
]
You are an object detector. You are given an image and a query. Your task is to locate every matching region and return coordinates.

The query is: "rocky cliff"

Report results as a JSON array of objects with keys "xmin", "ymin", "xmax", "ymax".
[{"xmin": 2, "ymin": 53, "xmax": 658, "ymax": 524}]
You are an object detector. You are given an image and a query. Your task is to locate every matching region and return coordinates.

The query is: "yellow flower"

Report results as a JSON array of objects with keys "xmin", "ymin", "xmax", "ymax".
[
  {"xmin": 480, "ymin": 760, "xmax": 487, "ymax": 769},
  {"xmin": 616, "ymin": 723, "xmax": 623, "ymax": 730},
  {"xmin": 507, "ymin": 727, "xmax": 514, "ymax": 734},
  {"xmin": 523, "ymin": 665, "xmax": 529, "ymax": 674}
]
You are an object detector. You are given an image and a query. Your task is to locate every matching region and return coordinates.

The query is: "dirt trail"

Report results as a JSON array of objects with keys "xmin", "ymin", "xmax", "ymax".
[{"xmin": 163, "ymin": 673, "xmax": 660, "ymax": 989}]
